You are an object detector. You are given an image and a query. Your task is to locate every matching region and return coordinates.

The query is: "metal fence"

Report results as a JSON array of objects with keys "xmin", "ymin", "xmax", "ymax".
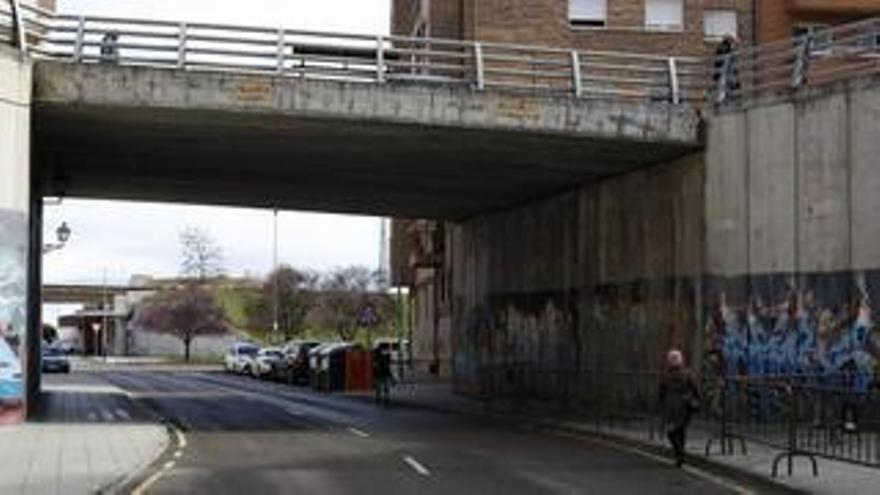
[
  {"xmin": 711, "ymin": 18, "xmax": 880, "ymax": 106},
  {"xmin": 0, "ymin": 2, "xmax": 704, "ymax": 103},
  {"xmin": 478, "ymin": 364, "xmax": 880, "ymax": 475}
]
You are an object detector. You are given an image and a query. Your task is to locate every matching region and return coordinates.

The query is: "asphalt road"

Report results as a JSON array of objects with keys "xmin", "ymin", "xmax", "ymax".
[{"xmin": 94, "ymin": 370, "xmax": 739, "ymax": 495}]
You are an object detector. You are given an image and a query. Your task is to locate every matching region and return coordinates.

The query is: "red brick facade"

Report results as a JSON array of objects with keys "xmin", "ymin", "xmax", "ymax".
[
  {"xmin": 393, "ymin": 1, "xmax": 756, "ymax": 56},
  {"xmin": 757, "ymin": 0, "xmax": 880, "ymax": 42}
]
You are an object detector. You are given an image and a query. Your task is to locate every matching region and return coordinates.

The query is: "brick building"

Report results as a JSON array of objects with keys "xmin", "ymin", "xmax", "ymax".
[
  {"xmin": 393, "ymin": 1, "xmax": 755, "ymax": 54},
  {"xmin": 756, "ymin": 0, "xmax": 880, "ymax": 42}
]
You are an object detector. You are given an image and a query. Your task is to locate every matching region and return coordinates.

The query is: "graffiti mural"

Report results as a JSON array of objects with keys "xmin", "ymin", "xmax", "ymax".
[
  {"xmin": 704, "ymin": 273, "xmax": 880, "ymax": 387},
  {"xmin": 0, "ymin": 209, "xmax": 27, "ymax": 426}
]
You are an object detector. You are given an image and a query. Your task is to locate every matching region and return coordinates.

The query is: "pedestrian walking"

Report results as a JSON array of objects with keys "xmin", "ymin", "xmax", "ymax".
[
  {"xmin": 659, "ymin": 349, "xmax": 701, "ymax": 467},
  {"xmin": 374, "ymin": 346, "xmax": 393, "ymax": 406}
]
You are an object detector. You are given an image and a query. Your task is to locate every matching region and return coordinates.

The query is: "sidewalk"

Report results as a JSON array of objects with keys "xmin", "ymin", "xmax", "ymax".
[
  {"xmin": 381, "ymin": 381, "xmax": 878, "ymax": 495},
  {"xmin": 0, "ymin": 374, "xmax": 169, "ymax": 494}
]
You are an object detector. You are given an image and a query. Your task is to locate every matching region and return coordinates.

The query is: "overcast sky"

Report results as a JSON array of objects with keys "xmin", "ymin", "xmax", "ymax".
[{"xmin": 44, "ymin": 1, "xmax": 392, "ymax": 320}]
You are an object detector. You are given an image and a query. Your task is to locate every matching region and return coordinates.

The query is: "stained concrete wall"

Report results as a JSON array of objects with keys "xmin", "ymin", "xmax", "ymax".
[
  {"xmin": 450, "ymin": 152, "xmax": 705, "ymax": 398},
  {"xmin": 0, "ymin": 47, "xmax": 32, "ymax": 421},
  {"xmin": 452, "ymin": 74, "xmax": 880, "ymax": 403},
  {"xmin": 692, "ymin": 75, "xmax": 880, "ymax": 385}
]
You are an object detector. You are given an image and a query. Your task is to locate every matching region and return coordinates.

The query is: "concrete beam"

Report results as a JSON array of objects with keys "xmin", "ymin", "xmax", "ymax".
[{"xmin": 32, "ymin": 62, "xmax": 701, "ymax": 219}]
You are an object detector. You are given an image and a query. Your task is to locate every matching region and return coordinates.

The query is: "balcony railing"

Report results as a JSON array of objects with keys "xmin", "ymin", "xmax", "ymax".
[
  {"xmin": 2, "ymin": 1, "xmax": 880, "ymax": 108},
  {"xmin": 0, "ymin": 1, "xmax": 705, "ymax": 104}
]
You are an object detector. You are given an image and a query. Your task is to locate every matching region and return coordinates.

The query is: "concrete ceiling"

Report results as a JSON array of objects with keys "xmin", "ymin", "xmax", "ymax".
[{"xmin": 34, "ymin": 103, "xmax": 699, "ymax": 219}]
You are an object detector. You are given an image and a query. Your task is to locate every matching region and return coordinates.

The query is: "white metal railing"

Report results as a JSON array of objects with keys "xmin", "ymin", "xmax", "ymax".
[
  {"xmin": 711, "ymin": 18, "xmax": 880, "ymax": 106},
  {"xmin": 0, "ymin": 3, "xmax": 707, "ymax": 104},
  {"xmin": 5, "ymin": 4, "xmax": 877, "ymax": 106}
]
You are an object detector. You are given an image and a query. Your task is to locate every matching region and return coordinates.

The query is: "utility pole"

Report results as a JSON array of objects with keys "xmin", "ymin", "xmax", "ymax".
[{"xmin": 272, "ymin": 208, "xmax": 279, "ymax": 343}]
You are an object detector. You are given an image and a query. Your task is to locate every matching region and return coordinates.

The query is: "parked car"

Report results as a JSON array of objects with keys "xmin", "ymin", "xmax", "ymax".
[
  {"xmin": 0, "ymin": 339, "xmax": 23, "ymax": 405},
  {"xmin": 224, "ymin": 343, "xmax": 260, "ymax": 375},
  {"xmin": 252, "ymin": 347, "xmax": 284, "ymax": 379},
  {"xmin": 280, "ymin": 340, "xmax": 321, "ymax": 384},
  {"xmin": 41, "ymin": 346, "xmax": 71, "ymax": 374}
]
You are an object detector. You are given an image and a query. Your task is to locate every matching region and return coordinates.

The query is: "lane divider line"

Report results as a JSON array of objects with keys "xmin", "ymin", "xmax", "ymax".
[
  {"xmin": 403, "ymin": 455, "xmax": 431, "ymax": 477},
  {"xmin": 348, "ymin": 427, "xmax": 370, "ymax": 439}
]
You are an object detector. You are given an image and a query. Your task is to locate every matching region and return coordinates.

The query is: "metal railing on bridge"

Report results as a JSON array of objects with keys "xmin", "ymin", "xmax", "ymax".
[
  {"xmin": 3, "ymin": 3, "xmax": 880, "ymax": 107},
  {"xmin": 0, "ymin": 1, "xmax": 705, "ymax": 104}
]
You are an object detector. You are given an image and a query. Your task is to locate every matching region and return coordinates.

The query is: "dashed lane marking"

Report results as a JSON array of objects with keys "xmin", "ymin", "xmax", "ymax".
[
  {"xmin": 131, "ymin": 422, "xmax": 188, "ymax": 495},
  {"xmin": 348, "ymin": 427, "xmax": 370, "ymax": 439},
  {"xmin": 403, "ymin": 456, "xmax": 431, "ymax": 477}
]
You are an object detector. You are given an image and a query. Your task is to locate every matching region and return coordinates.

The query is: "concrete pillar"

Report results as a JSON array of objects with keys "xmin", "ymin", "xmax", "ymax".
[{"xmin": 0, "ymin": 46, "xmax": 34, "ymax": 421}]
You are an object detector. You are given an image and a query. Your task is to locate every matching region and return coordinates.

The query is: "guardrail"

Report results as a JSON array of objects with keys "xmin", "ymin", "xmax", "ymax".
[
  {"xmin": 3, "ymin": 4, "xmax": 879, "ymax": 106},
  {"xmin": 0, "ymin": 3, "xmax": 705, "ymax": 103},
  {"xmin": 711, "ymin": 18, "xmax": 880, "ymax": 106},
  {"xmin": 478, "ymin": 365, "xmax": 880, "ymax": 474}
]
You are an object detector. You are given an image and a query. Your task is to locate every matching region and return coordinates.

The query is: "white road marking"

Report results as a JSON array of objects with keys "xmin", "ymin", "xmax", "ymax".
[
  {"xmin": 348, "ymin": 427, "xmax": 370, "ymax": 439},
  {"xmin": 86, "ymin": 412, "xmax": 97, "ymax": 421},
  {"xmin": 286, "ymin": 407, "xmax": 304, "ymax": 417},
  {"xmin": 101, "ymin": 410, "xmax": 115, "ymax": 422},
  {"xmin": 163, "ymin": 461, "xmax": 176, "ymax": 470},
  {"xmin": 403, "ymin": 456, "xmax": 431, "ymax": 477},
  {"xmin": 115, "ymin": 408, "xmax": 131, "ymax": 420}
]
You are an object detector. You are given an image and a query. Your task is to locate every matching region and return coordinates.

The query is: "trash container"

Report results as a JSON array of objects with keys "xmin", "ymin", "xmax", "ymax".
[{"xmin": 345, "ymin": 349, "xmax": 373, "ymax": 392}]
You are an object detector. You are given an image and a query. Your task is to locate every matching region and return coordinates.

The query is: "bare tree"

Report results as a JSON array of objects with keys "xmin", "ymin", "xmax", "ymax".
[
  {"xmin": 309, "ymin": 266, "xmax": 393, "ymax": 341},
  {"xmin": 134, "ymin": 284, "xmax": 229, "ymax": 362},
  {"xmin": 179, "ymin": 226, "xmax": 224, "ymax": 280},
  {"xmin": 246, "ymin": 265, "xmax": 318, "ymax": 341}
]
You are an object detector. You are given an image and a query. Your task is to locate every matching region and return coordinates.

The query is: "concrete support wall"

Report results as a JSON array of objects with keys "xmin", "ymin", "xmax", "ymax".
[
  {"xmin": 704, "ymin": 77, "xmax": 880, "ymax": 382},
  {"xmin": 450, "ymin": 153, "xmax": 704, "ymax": 398},
  {"xmin": 452, "ymin": 75, "xmax": 880, "ymax": 404},
  {"xmin": 0, "ymin": 47, "xmax": 32, "ymax": 423}
]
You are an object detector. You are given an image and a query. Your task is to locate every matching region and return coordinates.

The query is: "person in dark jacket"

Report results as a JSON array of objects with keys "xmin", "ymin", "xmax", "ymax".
[
  {"xmin": 374, "ymin": 347, "xmax": 392, "ymax": 405},
  {"xmin": 659, "ymin": 349, "xmax": 701, "ymax": 467},
  {"xmin": 713, "ymin": 35, "xmax": 740, "ymax": 103}
]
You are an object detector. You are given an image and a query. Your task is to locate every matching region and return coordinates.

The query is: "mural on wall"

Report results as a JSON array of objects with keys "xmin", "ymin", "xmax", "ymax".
[
  {"xmin": 0, "ymin": 209, "xmax": 27, "ymax": 426},
  {"xmin": 704, "ymin": 273, "xmax": 880, "ymax": 390}
]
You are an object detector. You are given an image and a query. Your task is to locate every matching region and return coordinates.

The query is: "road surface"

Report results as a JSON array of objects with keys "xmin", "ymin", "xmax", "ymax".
[{"xmin": 59, "ymin": 370, "xmax": 746, "ymax": 494}]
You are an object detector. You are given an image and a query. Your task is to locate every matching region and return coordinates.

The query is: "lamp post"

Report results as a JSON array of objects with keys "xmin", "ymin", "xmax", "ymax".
[{"xmin": 42, "ymin": 221, "xmax": 72, "ymax": 255}]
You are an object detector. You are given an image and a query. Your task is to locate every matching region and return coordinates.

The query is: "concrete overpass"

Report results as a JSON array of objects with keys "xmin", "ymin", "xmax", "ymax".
[
  {"xmin": 5, "ymin": 6, "xmax": 704, "ymax": 220},
  {"xmin": 32, "ymin": 65, "xmax": 701, "ymax": 220},
  {"xmin": 13, "ymin": 5, "xmax": 880, "ymax": 420}
]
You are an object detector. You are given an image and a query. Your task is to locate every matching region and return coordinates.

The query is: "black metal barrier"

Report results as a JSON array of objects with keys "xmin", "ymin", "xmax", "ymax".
[{"xmin": 476, "ymin": 365, "xmax": 879, "ymax": 476}]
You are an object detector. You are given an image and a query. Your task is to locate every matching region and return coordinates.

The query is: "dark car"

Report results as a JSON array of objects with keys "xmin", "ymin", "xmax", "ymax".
[
  {"xmin": 279, "ymin": 340, "xmax": 322, "ymax": 384},
  {"xmin": 42, "ymin": 346, "xmax": 71, "ymax": 374}
]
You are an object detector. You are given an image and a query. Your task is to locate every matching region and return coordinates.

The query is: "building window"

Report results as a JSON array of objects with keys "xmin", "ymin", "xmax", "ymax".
[
  {"xmin": 570, "ymin": 0, "xmax": 607, "ymax": 27},
  {"xmin": 645, "ymin": 0, "xmax": 683, "ymax": 31},
  {"xmin": 704, "ymin": 10, "xmax": 737, "ymax": 40}
]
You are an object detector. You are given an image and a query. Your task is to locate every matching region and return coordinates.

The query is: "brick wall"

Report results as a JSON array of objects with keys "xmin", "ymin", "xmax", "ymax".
[
  {"xmin": 757, "ymin": 0, "xmax": 880, "ymax": 42},
  {"xmin": 392, "ymin": 1, "xmax": 755, "ymax": 56}
]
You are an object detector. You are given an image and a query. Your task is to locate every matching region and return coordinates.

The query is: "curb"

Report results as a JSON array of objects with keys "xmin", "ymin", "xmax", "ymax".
[{"xmin": 111, "ymin": 418, "xmax": 186, "ymax": 495}]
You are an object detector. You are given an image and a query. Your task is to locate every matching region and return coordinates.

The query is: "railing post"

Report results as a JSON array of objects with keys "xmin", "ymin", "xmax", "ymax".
[
  {"xmin": 376, "ymin": 35, "xmax": 385, "ymax": 83},
  {"xmin": 9, "ymin": 0, "xmax": 27, "ymax": 53},
  {"xmin": 570, "ymin": 50, "xmax": 582, "ymax": 98},
  {"xmin": 73, "ymin": 15, "xmax": 85, "ymax": 62},
  {"xmin": 667, "ymin": 56, "xmax": 680, "ymax": 104},
  {"xmin": 792, "ymin": 34, "xmax": 812, "ymax": 89},
  {"xmin": 177, "ymin": 22, "xmax": 187, "ymax": 69},
  {"xmin": 276, "ymin": 27, "xmax": 285, "ymax": 75},
  {"xmin": 473, "ymin": 42, "xmax": 484, "ymax": 91}
]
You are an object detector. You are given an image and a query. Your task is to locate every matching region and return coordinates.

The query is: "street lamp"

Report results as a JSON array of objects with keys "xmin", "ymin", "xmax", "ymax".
[{"xmin": 43, "ymin": 221, "xmax": 72, "ymax": 255}]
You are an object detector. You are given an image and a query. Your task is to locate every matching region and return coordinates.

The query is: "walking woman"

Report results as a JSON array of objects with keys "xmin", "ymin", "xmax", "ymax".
[{"xmin": 659, "ymin": 349, "xmax": 701, "ymax": 467}]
